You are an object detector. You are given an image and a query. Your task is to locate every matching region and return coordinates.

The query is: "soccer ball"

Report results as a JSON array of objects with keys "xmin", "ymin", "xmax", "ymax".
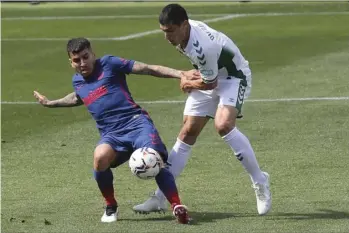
[{"xmin": 129, "ymin": 147, "xmax": 163, "ymax": 179}]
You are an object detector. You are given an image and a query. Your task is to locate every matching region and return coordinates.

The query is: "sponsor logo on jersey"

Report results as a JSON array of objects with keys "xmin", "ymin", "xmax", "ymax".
[
  {"xmin": 82, "ymin": 85, "xmax": 108, "ymax": 106},
  {"xmin": 201, "ymin": 69, "xmax": 214, "ymax": 77}
]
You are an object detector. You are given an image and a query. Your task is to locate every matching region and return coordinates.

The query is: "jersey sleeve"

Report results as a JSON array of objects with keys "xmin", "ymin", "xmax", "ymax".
[
  {"xmin": 72, "ymin": 75, "xmax": 83, "ymax": 98},
  {"xmin": 197, "ymin": 47, "xmax": 219, "ymax": 84},
  {"xmin": 108, "ymin": 56, "xmax": 135, "ymax": 74},
  {"xmin": 72, "ymin": 75, "xmax": 79, "ymax": 92}
]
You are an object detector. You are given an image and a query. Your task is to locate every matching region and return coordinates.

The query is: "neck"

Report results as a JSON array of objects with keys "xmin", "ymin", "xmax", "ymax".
[
  {"xmin": 82, "ymin": 74, "xmax": 91, "ymax": 80},
  {"xmin": 180, "ymin": 24, "xmax": 191, "ymax": 50}
]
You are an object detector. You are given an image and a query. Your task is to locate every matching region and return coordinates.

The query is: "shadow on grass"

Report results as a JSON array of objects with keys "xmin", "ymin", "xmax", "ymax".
[
  {"xmin": 119, "ymin": 211, "xmax": 238, "ymax": 225},
  {"xmin": 119, "ymin": 208, "xmax": 349, "ymax": 224},
  {"xmin": 269, "ymin": 209, "xmax": 349, "ymax": 220}
]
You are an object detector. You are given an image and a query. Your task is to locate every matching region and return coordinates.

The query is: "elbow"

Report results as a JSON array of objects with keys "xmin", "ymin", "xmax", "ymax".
[{"xmin": 147, "ymin": 65, "xmax": 157, "ymax": 76}]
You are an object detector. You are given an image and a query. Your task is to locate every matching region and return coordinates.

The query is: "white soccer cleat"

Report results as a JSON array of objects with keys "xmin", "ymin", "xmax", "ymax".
[
  {"xmin": 133, "ymin": 193, "xmax": 167, "ymax": 214},
  {"xmin": 101, "ymin": 205, "xmax": 118, "ymax": 223},
  {"xmin": 253, "ymin": 172, "xmax": 272, "ymax": 215}
]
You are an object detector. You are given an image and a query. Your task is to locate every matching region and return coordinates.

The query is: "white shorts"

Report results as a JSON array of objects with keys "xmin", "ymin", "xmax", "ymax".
[{"xmin": 183, "ymin": 77, "xmax": 251, "ymax": 118}]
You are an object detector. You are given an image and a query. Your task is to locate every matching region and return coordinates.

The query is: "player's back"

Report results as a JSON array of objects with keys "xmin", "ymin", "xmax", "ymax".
[{"xmin": 72, "ymin": 55, "xmax": 146, "ymax": 134}]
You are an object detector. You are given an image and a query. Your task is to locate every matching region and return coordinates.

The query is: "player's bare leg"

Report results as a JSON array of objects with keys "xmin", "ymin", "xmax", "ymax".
[
  {"xmin": 133, "ymin": 116, "xmax": 209, "ymax": 213},
  {"xmin": 215, "ymin": 105, "xmax": 271, "ymax": 215},
  {"xmin": 93, "ymin": 144, "xmax": 119, "ymax": 223}
]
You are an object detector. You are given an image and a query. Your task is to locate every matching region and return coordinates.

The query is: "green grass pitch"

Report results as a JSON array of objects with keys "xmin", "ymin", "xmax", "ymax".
[{"xmin": 2, "ymin": 2, "xmax": 349, "ymax": 233}]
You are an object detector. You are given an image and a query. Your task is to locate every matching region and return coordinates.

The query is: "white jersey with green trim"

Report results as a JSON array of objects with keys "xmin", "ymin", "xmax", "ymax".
[{"xmin": 177, "ymin": 19, "xmax": 251, "ymax": 88}]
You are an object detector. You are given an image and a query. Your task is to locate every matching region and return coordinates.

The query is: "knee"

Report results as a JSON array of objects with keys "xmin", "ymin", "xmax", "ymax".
[
  {"xmin": 215, "ymin": 120, "xmax": 235, "ymax": 136},
  {"xmin": 94, "ymin": 145, "xmax": 115, "ymax": 171}
]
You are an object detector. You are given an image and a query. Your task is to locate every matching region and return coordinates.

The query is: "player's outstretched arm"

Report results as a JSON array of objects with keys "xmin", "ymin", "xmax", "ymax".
[
  {"xmin": 131, "ymin": 61, "xmax": 188, "ymax": 79},
  {"xmin": 33, "ymin": 91, "xmax": 83, "ymax": 108},
  {"xmin": 180, "ymin": 77, "xmax": 217, "ymax": 92}
]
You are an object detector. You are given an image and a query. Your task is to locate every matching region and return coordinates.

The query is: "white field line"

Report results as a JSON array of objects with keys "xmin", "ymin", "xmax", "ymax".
[
  {"xmin": 2, "ymin": 13, "xmax": 229, "ymax": 20},
  {"xmin": 0, "ymin": 14, "xmax": 241, "ymax": 42},
  {"xmin": 2, "ymin": 11, "xmax": 348, "ymax": 21},
  {"xmin": 2, "ymin": 12, "xmax": 349, "ymax": 42},
  {"xmin": 2, "ymin": 97, "xmax": 349, "ymax": 105}
]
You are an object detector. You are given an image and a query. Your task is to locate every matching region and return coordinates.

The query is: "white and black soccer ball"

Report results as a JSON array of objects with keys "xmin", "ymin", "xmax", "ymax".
[{"xmin": 129, "ymin": 147, "xmax": 163, "ymax": 179}]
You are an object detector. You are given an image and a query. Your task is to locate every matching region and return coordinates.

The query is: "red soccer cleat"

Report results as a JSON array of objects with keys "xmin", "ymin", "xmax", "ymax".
[{"xmin": 172, "ymin": 205, "xmax": 192, "ymax": 224}]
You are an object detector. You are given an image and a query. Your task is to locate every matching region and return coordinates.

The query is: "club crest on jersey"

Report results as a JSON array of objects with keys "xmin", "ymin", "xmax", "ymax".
[
  {"xmin": 97, "ymin": 72, "xmax": 104, "ymax": 80},
  {"xmin": 119, "ymin": 58, "xmax": 129, "ymax": 65}
]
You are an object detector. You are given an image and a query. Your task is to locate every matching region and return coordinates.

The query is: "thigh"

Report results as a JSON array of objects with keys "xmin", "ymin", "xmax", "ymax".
[
  {"xmin": 217, "ymin": 78, "xmax": 249, "ymax": 113},
  {"xmin": 109, "ymin": 150, "xmax": 131, "ymax": 168},
  {"xmin": 131, "ymin": 116, "xmax": 169, "ymax": 162},
  {"xmin": 214, "ymin": 104, "xmax": 239, "ymax": 128},
  {"xmin": 98, "ymin": 133, "xmax": 130, "ymax": 153},
  {"xmin": 183, "ymin": 90, "xmax": 219, "ymax": 118},
  {"xmin": 98, "ymin": 134, "xmax": 132, "ymax": 168}
]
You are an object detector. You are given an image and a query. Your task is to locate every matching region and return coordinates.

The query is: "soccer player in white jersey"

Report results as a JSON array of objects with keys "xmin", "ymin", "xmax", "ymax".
[{"xmin": 134, "ymin": 3, "xmax": 272, "ymax": 216}]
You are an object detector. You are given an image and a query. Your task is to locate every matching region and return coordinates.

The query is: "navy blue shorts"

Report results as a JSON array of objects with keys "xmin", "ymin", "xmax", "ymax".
[{"xmin": 98, "ymin": 115, "xmax": 168, "ymax": 167}]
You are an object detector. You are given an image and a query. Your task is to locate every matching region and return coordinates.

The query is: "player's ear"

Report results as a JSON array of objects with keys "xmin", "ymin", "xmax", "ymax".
[
  {"xmin": 181, "ymin": 20, "xmax": 189, "ymax": 32},
  {"xmin": 88, "ymin": 48, "xmax": 95, "ymax": 57},
  {"xmin": 182, "ymin": 20, "xmax": 189, "ymax": 27},
  {"xmin": 68, "ymin": 58, "xmax": 74, "ymax": 68}
]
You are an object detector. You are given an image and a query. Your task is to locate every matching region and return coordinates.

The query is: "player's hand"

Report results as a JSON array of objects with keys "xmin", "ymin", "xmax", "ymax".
[
  {"xmin": 33, "ymin": 91, "xmax": 53, "ymax": 107},
  {"xmin": 202, "ymin": 80, "xmax": 218, "ymax": 90},
  {"xmin": 180, "ymin": 79, "xmax": 192, "ymax": 93},
  {"xmin": 181, "ymin": 69, "xmax": 201, "ymax": 81}
]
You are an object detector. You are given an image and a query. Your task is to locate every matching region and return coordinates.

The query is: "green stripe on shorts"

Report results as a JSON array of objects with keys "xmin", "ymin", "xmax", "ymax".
[{"xmin": 235, "ymin": 79, "xmax": 247, "ymax": 112}]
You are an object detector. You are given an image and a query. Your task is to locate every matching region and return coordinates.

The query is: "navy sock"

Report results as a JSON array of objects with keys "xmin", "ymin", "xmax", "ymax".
[
  {"xmin": 155, "ymin": 168, "xmax": 181, "ymax": 207},
  {"xmin": 94, "ymin": 169, "xmax": 117, "ymax": 206}
]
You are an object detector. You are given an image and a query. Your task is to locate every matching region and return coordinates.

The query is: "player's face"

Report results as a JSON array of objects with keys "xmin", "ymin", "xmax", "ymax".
[
  {"xmin": 69, "ymin": 48, "xmax": 95, "ymax": 77},
  {"xmin": 160, "ymin": 22, "xmax": 187, "ymax": 46}
]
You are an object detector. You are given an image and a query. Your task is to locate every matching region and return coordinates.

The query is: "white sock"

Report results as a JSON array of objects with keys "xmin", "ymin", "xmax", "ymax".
[
  {"xmin": 222, "ymin": 127, "xmax": 266, "ymax": 184},
  {"xmin": 155, "ymin": 138, "xmax": 192, "ymax": 202}
]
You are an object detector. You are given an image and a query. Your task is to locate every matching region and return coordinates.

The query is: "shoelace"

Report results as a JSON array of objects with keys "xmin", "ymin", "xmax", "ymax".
[
  {"xmin": 106, "ymin": 205, "xmax": 117, "ymax": 216},
  {"xmin": 172, "ymin": 205, "xmax": 188, "ymax": 215},
  {"xmin": 253, "ymin": 184, "xmax": 268, "ymax": 201},
  {"xmin": 149, "ymin": 192, "xmax": 156, "ymax": 197}
]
